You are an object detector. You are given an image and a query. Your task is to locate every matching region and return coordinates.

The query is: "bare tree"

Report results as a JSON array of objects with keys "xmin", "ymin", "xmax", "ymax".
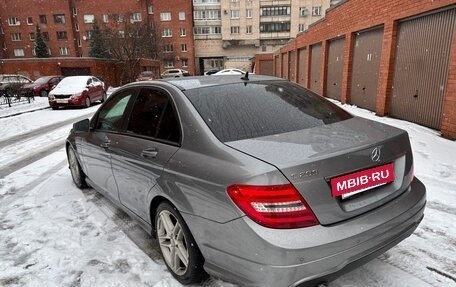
[{"xmin": 101, "ymin": 16, "xmax": 161, "ymax": 84}]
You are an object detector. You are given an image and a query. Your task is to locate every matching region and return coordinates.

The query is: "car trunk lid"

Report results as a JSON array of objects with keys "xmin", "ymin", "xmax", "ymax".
[{"xmin": 225, "ymin": 117, "xmax": 414, "ymax": 225}]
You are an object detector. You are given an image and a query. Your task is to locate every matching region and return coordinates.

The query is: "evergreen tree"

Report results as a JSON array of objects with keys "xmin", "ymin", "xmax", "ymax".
[
  {"xmin": 35, "ymin": 25, "xmax": 49, "ymax": 58},
  {"xmin": 89, "ymin": 21, "xmax": 109, "ymax": 58}
]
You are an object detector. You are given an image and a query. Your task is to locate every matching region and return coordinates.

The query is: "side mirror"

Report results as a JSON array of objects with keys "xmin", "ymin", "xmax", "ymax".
[{"xmin": 73, "ymin": 119, "xmax": 90, "ymax": 132}]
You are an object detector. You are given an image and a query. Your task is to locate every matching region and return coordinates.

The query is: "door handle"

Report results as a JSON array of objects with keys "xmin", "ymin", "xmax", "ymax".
[
  {"xmin": 100, "ymin": 137, "xmax": 111, "ymax": 148},
  {"xmin": 141, "ymin": 148, "xmax": 158, "ymax": 158}
]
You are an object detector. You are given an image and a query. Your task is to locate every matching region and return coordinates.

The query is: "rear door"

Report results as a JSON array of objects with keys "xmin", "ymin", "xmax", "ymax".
[{"xmin": 109, "ymin": 87, "xmax": 181, "ymax": 220}]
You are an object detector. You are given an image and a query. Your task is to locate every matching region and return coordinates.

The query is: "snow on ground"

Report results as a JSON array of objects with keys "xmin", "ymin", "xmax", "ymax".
[{"xmin": 0, "ymin": 96, "xmax": 455, "ymax": 287}]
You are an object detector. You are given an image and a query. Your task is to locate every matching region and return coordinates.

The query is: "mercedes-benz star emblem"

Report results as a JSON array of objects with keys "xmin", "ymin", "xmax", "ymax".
[{"xmin": 371, "ymin": 147, "xmax": 381, "ymax": 162}]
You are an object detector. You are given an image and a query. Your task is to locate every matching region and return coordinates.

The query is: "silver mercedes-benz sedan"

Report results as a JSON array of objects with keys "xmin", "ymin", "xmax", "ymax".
[{"xmin": 66, "ymin": 75, "xmax": 426, "ymax": 287}]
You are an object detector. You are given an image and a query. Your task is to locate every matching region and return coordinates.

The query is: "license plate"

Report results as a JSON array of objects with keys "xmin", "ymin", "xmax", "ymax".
[
  {"xmin": 55, "ymin": 99, "xmax": 68, "ymax": 104},
  {"xmin": 330, "ymin": 163, "xmax": 394, "ymax": 198}
]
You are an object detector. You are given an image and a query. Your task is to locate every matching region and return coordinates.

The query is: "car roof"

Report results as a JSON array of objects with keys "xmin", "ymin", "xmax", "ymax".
[{"xmin": 123, "ymin": 74, "xmax": 283, "ymax": 91}]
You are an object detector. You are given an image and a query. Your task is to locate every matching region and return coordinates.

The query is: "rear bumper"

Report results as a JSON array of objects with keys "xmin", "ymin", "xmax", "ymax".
[{"xmin": 183, "ymin": 177, "xmax": 426, "ymax": 287}]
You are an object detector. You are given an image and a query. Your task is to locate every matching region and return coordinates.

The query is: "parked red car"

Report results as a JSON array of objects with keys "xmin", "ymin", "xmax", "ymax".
[
  {"xmin": 22, "ymin": 75, "xmax": 65, "ymax": 97},
  {"xmin": 48, "ymin": 76, "xmax": 106, "ymax": 109},
  {"xmin": 136, "ymin": 71, "xmax": 155, "ymax": 81}
]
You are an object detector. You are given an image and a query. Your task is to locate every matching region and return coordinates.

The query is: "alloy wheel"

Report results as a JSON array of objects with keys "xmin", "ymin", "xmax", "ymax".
[{"xmin": 156, "ymin": 210, "xmax": 189, "ymax": 276}]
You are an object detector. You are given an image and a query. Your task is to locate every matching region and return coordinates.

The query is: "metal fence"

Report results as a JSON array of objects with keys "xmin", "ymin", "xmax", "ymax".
[{"xmin": 0, "ymin": 94, "xmax": 34, "ymax": 107}]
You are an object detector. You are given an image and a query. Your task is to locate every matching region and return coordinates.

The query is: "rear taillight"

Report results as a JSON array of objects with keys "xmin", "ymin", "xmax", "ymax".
[{"xmin": 227, "ymin": 184, "xmax": 319, "ymax": 229}]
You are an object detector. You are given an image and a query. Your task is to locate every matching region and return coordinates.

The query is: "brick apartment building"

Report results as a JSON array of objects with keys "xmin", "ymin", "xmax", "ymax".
[
  {"xmin": 0, "ymin": 0, "xmax": 343, "ymax": 76},
  {"xmin": 0, "ymin": 0, "xmax": 195, "ymax": 75}
]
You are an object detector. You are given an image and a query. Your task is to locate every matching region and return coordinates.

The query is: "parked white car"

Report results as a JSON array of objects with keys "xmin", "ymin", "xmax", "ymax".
[
  {"xmin": 213, "ymin": 68, "xmax": 246, "ymax": 75},
  {"xmin": 160, "ymin": 69, "xmax": 190, "ymax": 78}
]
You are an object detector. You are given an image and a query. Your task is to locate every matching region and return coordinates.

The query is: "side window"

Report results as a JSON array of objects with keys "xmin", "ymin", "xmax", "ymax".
[
  {"xmin": 94, "ymin": 90, "xmax": 134, "ymax": 131},
  {"xmin": 127, "ymin": 88, "xmax": 180, "ymax": 143}
]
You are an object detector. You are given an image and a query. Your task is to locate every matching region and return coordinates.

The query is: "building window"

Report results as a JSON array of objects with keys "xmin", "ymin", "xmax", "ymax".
[
  {"xmin": 179, "ymin": 12, "xmax": 185, "ymax": 20},
  {"xmin": 59, "ymin": 47, "xmax": 70, "ymax": 55},
  {"xmin": 165, "ymin": 60, "xmax": 174, "ymax": 68},
  {"xmin": 72, "ymin": 7, "xmax": 78, "ymax": 16},
  {"xmin": 84, "ymin": 14, "xmax": 95, "ymax": 23},
  {"xmin": 118, "ymin": 30, "xmax": 125, "ymax": 38},
  {"xmin": 300, "ymin": 7, "xmax": 309, "ymax": 17},
  {"xmin": 162, "ymin": 28, "xmax": 172, "ymax": 37},
  {"xmin": 181, "ymin": 44, "xmax": 187, "ymax": 52},
  {"xmin": 130, "ymin": 12, "xmax": 142, "ymax": 22},
  {"xmin": 29, "ymin": 32, "xmax": 36, "ymax": 41},
  {"xmin": 194, "ymin": 26, "xmax": 221, "ymax": 35},
  {"xmin": 39, "ymin": 15, "xmax": 47, "ymax": 24},
  {"xmin": 231, "ymin": 0, "xmax": 239, "ymax": 2},
  {"xmin": 114, "ymin": 14, "xmax": 124, "ymax": 23},
  {"xmin": 8, "ymin": 17, "xmax": 20, "ymax": 26},
  {"xmin": 246, "ymin": 9, "xmax": 252, "ymax": 18},
  {"xmin": 246, "ymin": 25, "xmax": 252, "ymax": 34},
  {"xmin": 48, "ymin": 48, "xmax": 52, "ymax": 55},
  {"xmin": 194, "ymin": 10, "xmax": 221, "ymax": 20},
  {"xmin": 77, "ymin": 39, "xmax": 82, "ymax": 47},
  {"xmin": 160, "ymin": 12, "xmax": 171, "ymax": 21},
  {"xmin": 260, "ymin": 6, "xmax": 291, "ymax": 16},
  {"xmin": 182, "ymin": 59, "xmax": 188, "ymax": 67},
  {"xmin": 11, "ymin": 33, "xmax": 22, "ymax": 41},
  {"xmin": 230, "ymin": 26, "xmax": 240, "ymax": 34},
  {"xmin": 259, "ymin": 22, "xmax": 291, "ymax": 32},
  {"xmin": 231, "ymin": 10, "xmax": 240, "ymax": 19},
  {"xmin": 180, "ymin": 28, "xmax": 186, "ymax": 37},
  {"xmin": 102, "ymin": 14, "xmax": 109, "ymax": 23},
  {"xmin": 75, "ymin": 23, "xmax": 80, "ymax": 31},
  {"xmin": 85, "ymin": 30, "xmax": 93, "ymax": 40},
  {"xmin": 148, "ymin": 5, "xmax": 154, "ymax": 14},
  {"xmin": 42, "ymin": 32, "xmax": 49, "ymax": 41},
  {"xmin": 56, "ymin": 31, "xmax": 68, "ymax": 40},
  {"xmin": 299, "ymin": 24, "xmax": 307, "ymax": 32},
  {"xmin": 14, "ymin": 49, "xmax": 25, "ymax": 57},
  {"xmin": 53, "ymin": 14, "xmax": 66, "ymax": 24},
  {"xmin": 32, "ymin": 48, "xmax": 36, "ymax": 56},
  {"xmin": 312, "ymin": 6, "xmax": 322, "ymax": 16},
  {"xmin": 193, "ymin": 0, "xmax": 221, "ymax": 3},
  {"xmin": 163, "ymin": 44, "xmax": 173, "ymax": 52},
  {"xmin": 27, "ymin": 17, "xmax": 33, "ymax": 25}
]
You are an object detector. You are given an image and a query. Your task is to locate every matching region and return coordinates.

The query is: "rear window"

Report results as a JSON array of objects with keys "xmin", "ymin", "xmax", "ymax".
[{"xmin": 184, "ymin": 81, "xmax": 352, "ymax": 142}]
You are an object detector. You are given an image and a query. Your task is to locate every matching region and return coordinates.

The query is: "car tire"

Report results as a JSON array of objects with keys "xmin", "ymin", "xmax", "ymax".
[
  {"xmin": 67, "ymin": 145, "xmax": 87, "ymax": 189},
  {"xmin": 155, "ymin": 202, "xmax": 207, "ymax": 284},
  {"xmin": 40, "ymin": 90, "xmax": 48, "ymax": 97},
  {"xmin": 101, "ymin": 92, "xmax": 107, "ymax": 103},
  {"xmin": 85, "ymin": 97, "xmax": 91, "ymax": 108}
]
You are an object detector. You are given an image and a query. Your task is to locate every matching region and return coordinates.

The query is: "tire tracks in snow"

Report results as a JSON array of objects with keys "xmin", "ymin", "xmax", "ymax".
[
  {"xmin": 0, "ymin": 158, "xmax": 67, "ymax": 206},
  {"xmin": 378, "ymin": 251, "xmax": 456, "ymax": 287},
  {"xmin": 0, "ymin": 114, "xmax": 89, "ymax": 150},
  {"xmin": 0, "ymin": 139, "xmax": 66, "ymax": 178},
  {"xmin": 0, "ymin": 113, "xmax": 91, "ymax": 179}
]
